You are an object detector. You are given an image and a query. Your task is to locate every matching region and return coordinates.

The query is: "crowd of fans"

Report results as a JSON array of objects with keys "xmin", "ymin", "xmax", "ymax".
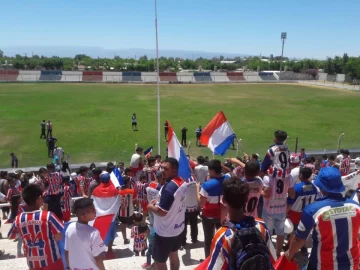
[{"xmin": 0, "ymin": 130, "xmax": 360, "ymax": 270}]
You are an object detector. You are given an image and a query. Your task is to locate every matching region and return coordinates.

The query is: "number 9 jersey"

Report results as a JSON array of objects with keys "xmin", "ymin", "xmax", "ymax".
[
  {"xmin": 263, "ymin": 175, "xmax": 295, "ymax": 215},
  {"xmin": 261, "ymin": 143, "xmax": 291, "ymax": 177}
]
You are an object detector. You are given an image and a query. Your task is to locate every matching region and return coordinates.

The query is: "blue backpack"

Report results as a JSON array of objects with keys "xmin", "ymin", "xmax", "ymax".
[{"xmin": 225, "ymin": 217, "xmax": 273, "ymax": 270}]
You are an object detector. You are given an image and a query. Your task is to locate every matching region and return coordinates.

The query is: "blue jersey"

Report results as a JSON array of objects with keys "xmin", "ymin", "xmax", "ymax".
[
  {"xmin": 287, "ymin": 181, "xmax": 321, "ymax": 212},
  {"xmin": 296, "ymin": 196, "xmax": 360, "ymax": 270}
]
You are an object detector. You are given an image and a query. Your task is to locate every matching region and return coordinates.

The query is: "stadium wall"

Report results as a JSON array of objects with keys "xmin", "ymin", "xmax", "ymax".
[{"xmin": 0, "ymin": 70, "xmax": 350, "ymax": 84}]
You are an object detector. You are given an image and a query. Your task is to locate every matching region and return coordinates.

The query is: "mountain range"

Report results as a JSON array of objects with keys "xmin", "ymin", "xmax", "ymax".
[{"xmin": 1, "ymin": 46, "xmax": 251, "ymax": 59}]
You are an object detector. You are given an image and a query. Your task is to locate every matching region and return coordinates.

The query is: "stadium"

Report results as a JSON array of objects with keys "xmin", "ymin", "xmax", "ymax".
[{"xmin": 1, "ymin": 1, "xmax": 360, "ymax": 270}]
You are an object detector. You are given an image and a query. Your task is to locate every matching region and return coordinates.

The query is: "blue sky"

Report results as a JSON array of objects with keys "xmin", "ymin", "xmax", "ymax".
[{"xmin": 1, "ymin": 0, "xmax": 359, "ymax": 59}]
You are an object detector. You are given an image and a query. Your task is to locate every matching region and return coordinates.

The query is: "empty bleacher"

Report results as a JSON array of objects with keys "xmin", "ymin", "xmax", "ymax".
[
  {"xmin": 193, "ymin": 72, "xmax": 213, "ymax": 82},
  {"xmin": 82, "ymin": 71, "xmax": 103, "ymax": 82},
  {"xmin": 160, "ymin": 72, "xmax": 178, "ymax": 82},
  {"xmin": 61, "ymin": 71, "xmax": 82, "ymax": 82},
  {"xmin": 227, "ymin": 72, "xmax": 245, "ymax": 82},
  {"xmin": 103, "ymin": 72, "xmax": 122, "ymax": 83},
  {"xmin": 39, "ymin": 70, "xmax": 62, "ymax": 81},
  {"xmin": 122, "ymin": 72, "xmax": 142, "ymax": 82},
  {"xmin": 0, "ymin": 70, "xmax": 19, "ymax": 81},
  {"xmin": 258, "ymin": 72, "xmax": 277, "ymax": 81}
]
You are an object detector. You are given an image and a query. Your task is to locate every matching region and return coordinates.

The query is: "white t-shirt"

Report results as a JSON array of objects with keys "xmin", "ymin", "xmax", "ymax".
[
  {"xmin": 65, "ymin": 222, "xmax": 107, "ymax": 270},
  {"xmin": 154, "ymin": 178, "xmax": 187, "ymax": 237},
  {"xmin": 130, "ymin": 153, "xmax": 141, "ymax": 168},
  {"xmin": 194, "ymin": 164, "xmax": 208, "ymax": 184},
  {"xmin": 290, "ymin": 167, "xmax": 300, "ymax": 184},
  {"xmin": 337, "ymin": 154, "xmax": 344, "ymax": 163}
]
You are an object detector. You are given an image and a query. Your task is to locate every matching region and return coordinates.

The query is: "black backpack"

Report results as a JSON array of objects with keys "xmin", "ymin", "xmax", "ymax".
[{"xmin": 225, "ymin": 218, "xmax": 273, "ymax": 270}]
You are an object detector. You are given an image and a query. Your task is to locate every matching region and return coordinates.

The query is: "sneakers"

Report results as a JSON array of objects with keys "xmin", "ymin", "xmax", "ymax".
[{"xmin": 141, "ymin": 263, "xmax": 152, "ymax": 269}]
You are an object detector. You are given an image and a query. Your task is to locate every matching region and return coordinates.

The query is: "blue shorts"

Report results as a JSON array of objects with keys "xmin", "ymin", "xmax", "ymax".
[{"xmin": 262, "ymin": 210, "xmax": 286, "ymax": 236}]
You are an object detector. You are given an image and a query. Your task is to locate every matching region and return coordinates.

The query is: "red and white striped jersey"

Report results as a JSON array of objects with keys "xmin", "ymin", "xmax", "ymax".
[
  {"xmin": 135, "ymin": 182, "xmax": 148, "ymax": 204},
  {"xmin": 263, "ymin": 174, "xmax": 295, "ymax": 215},
  {"xmin": 44, "ymin": 172, "xmax": 63, "ymax": 196},
  {"xmin": 61, "ymin": 185, "xmax": 74, "ymax": 213},
  {"xmin": 340, "ymin": 157, "xmax": 351, "ymax": 176},
  {"xmin": 7, "ymin": 186, "xmax": 20, "ymax": 201},
  {"xmin": 143, "ymin": 166, "xmax": 157, "ymax": 183},
  {"xmin": 8, "ymin": 210, "xmax": 64, "ymax": 268},
  {"xmin": 119, "ymin": 193, "xmax": 135, "ymax": 218}
]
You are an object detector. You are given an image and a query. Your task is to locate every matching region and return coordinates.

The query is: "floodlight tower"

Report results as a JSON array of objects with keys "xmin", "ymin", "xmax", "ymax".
[{"xmin": 280, "ymin": 32, "xmax": 287, "ymax": 73}]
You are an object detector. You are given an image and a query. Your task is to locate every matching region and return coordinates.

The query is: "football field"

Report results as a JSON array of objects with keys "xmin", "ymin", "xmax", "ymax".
[{"xmin": 0, "ymin": 83, "xmax": 359, "ymax": 168}]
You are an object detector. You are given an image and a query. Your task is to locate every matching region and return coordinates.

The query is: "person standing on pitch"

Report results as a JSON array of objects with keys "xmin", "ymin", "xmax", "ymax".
[
  {"xmin": 46, "ymin": 120, "xmax": 53, "ymax": 138},
  {"xmin": 46, "ymin": 136, "xmax": 57, "ymax": 157},
  {"xmin": 132, "ymin": 113, "xmax": 138, "ymax": 131},
  {"xmin": 164, "ymin": 121, "xmax": 169, "ymax": 141},
  {"xmin": 181, "ymin": 127, "xmax": 188, "ymax": 147},
  {"xmin": 40, "ymin": 120, "xmax": 46, "ymax": 139},
  {"xmin": 195, "ymin": 126, "xmax": 203, "ymax": 147}
]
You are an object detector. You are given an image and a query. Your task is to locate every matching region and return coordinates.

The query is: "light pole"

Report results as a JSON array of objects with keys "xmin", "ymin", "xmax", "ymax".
[
  {"xmin": 279, "ymin": 32, "xmax": 287, "ymax": 73},
  {"xmin": 155, "ymin": 0, "xmax": 161, "ymax": 155}
]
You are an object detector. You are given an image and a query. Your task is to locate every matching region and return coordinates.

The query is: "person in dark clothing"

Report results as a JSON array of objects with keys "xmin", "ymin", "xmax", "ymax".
[
  {"xmin": 181, "ymin": 127, "xmax": 188, "ymax": 147},
  {"xmin": 164, "ymin": 121, "xmax": 169, "ymax": 141},
  {"xmin": 40, "ymin": 120, "xmax": 46, "ymax": 139},
  {"xmin": 10, "ymin": 153, "xmax": 18, "ymax": 168},
  {"xmin": 46, "ymin": 136, "xmax": 57, "ymax": 157},
  {"xmin": 46, "ymin": 120, "xmax": 53, "ymax": 138},
  {"xmin": 195, "ymin": 126, "xmax": 203, "ymax": 147},
  {"xmin": 132, "ymin": 113, "xmax": 137, "ymax": 131}
]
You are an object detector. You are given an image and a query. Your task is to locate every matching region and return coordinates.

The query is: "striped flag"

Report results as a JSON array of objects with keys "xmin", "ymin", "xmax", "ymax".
[
  {"xmin": 144, "ymin": 146, "xmax": 153, "ymax": 159},
  {"xmin": 200, "ymin": 111, "xmax": 236, "ymax": 156},
  {"xmin": 110, "ymin": 167, "xmax": 124, "ymax": 187}
]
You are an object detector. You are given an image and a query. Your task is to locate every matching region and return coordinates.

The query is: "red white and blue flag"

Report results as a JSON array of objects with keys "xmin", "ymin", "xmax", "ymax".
[
  {"xmin": 167, "ymin": 121, "xmax": 191, "ymax": 180},
  {"xmin": 144, "ymin": 146, "xmax": 153, "ymax": 159},
  {"xmin": 90, "ymin": 183, "xmax": 122, "ymax": 246},
  {"xmin": 200, "ymin": 111, "xmax": 236, "ymax": 156},
  {"xmin": 110, "ymin": 167, "xmax": 124, "ymax": 188}
]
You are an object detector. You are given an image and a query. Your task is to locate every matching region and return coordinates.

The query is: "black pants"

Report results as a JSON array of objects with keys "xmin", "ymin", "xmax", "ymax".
[
  {"xmin": 40, "ymin": 129, "xmax": 46, "ymax": 138},
  {"xmin": 196, "ymin": 136, "xmax": 201, "ymax": 146},
  {"xmin": 181, "ymin": 136, "xmax": 187, "ymax": 147},
  {"xmin": 46, "ymin": 129, "xmax": 52, "ymax": 138},
  {"xmin": 202, "ymin": 216, "xmax": 221, "ymax": 257},
  {"xmin": 182, "ymin": 211, "xmax": 198, "ymax": 245},
  {"xmin": 165, "ymin": 129, "xmax": 168, "ymax": 141},
  {"xmin": 132, "ymin": 122, "xmax": 137, "ymax": 130},
  {"xmin": 48, "ymin": 147, "xmax": 54, "ymax": 157}
]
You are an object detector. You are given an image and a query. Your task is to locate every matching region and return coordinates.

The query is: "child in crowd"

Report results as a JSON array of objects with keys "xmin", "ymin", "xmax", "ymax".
[
  {"xmin": 8, "ymin": 184, "xmax": 64, "ymax": 270},
  {"xmin": 118, "ymin": 176, "xmax": 136, "ymax": 245},
  {"xmin": 61, "ymin": 176, "xmax": 74, "ymax": 222},
  {"xmin": 6, "ymin": 173, "xmax": 21, "ymax": 223},
  {"xmin": 65, "ymin": 198, "xmax": 106, "ymax": 270},
  {"xmin": 136, "ymin": 173, "xmax": 149, "ymax": 218},
  {"xmin": 131, "ymin": 213, "xmax": 149, "ymax": 257},
  {"xmin": 207, "ymin": 177, "xmax": 275, "ymax": 269}
]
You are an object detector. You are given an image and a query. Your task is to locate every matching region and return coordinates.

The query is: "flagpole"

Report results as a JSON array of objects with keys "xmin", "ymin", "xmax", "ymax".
[{"xmin": 155, "ymin": 0, "xmax": 161, "ymax": 155}]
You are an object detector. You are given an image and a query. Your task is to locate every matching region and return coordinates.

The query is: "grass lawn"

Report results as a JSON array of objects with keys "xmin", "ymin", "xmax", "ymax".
[{"xmin": 0, "ymin": 83, "xmax": 359, "ymax": 168}]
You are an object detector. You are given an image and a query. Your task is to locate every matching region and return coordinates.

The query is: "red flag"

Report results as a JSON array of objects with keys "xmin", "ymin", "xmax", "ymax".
[{"xmin": 274, "ymin": 254, "xmax": 300, "ymax": 270}]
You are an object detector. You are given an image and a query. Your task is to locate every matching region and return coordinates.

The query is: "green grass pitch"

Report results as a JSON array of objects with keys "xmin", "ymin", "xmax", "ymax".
[{"xmin": 0, "ymin": 83, "xmax": 359, "ymax": 168}]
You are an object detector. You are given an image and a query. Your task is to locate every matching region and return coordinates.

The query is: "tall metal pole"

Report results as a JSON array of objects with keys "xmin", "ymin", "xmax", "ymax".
[
  {"xmin": 280, "ymin": 32, "xmax": 287, "ymax": 73},
  {"xmin": 155, "ymin": 0, "xmax": 161, "ymax": 154}
]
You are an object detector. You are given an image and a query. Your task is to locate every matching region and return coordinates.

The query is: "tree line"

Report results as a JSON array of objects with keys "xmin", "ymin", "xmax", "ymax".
[{"xmin": 0, "ymin": 50, "xmax": 359, "ymax": 79}]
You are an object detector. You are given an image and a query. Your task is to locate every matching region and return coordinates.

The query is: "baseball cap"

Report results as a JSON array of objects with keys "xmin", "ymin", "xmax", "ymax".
[
  {"xmin": 100, "ymin": 173, "xmax": 110, "ymax": 183},
  {"xmin": 314, "ymin": 167, "xmax": 344, "ymax": 193},
  {"xmin": 290, "ymin": 154, "xmax": 300, "ymax": 164}
]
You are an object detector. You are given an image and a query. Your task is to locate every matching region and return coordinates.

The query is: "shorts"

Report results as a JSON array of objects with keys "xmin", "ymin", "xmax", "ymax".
[
  {"xmin": 262, "ymin": 209, "xmax": 286, "ymax": 236},
  {"xmin": 287, "ymin": 210, "xmax": 301, "ymax": 226},
  {"xmin": 153, "ymin": 232, "xmax": 183, "ymax": 263},
  {"xmin": 44, "ymin": 194, "xmax": 63, "ymax": 220},
  {"xmin": 30, "ymin": 258, "xmax": 64, "ymax": 270},
  {"xmin": 132, "ymin": 122, "xmax": 137, "ymax": 126},
  {"xmin": 118, "ymin": 216, "xmax": 133, "ymax": 225}
]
